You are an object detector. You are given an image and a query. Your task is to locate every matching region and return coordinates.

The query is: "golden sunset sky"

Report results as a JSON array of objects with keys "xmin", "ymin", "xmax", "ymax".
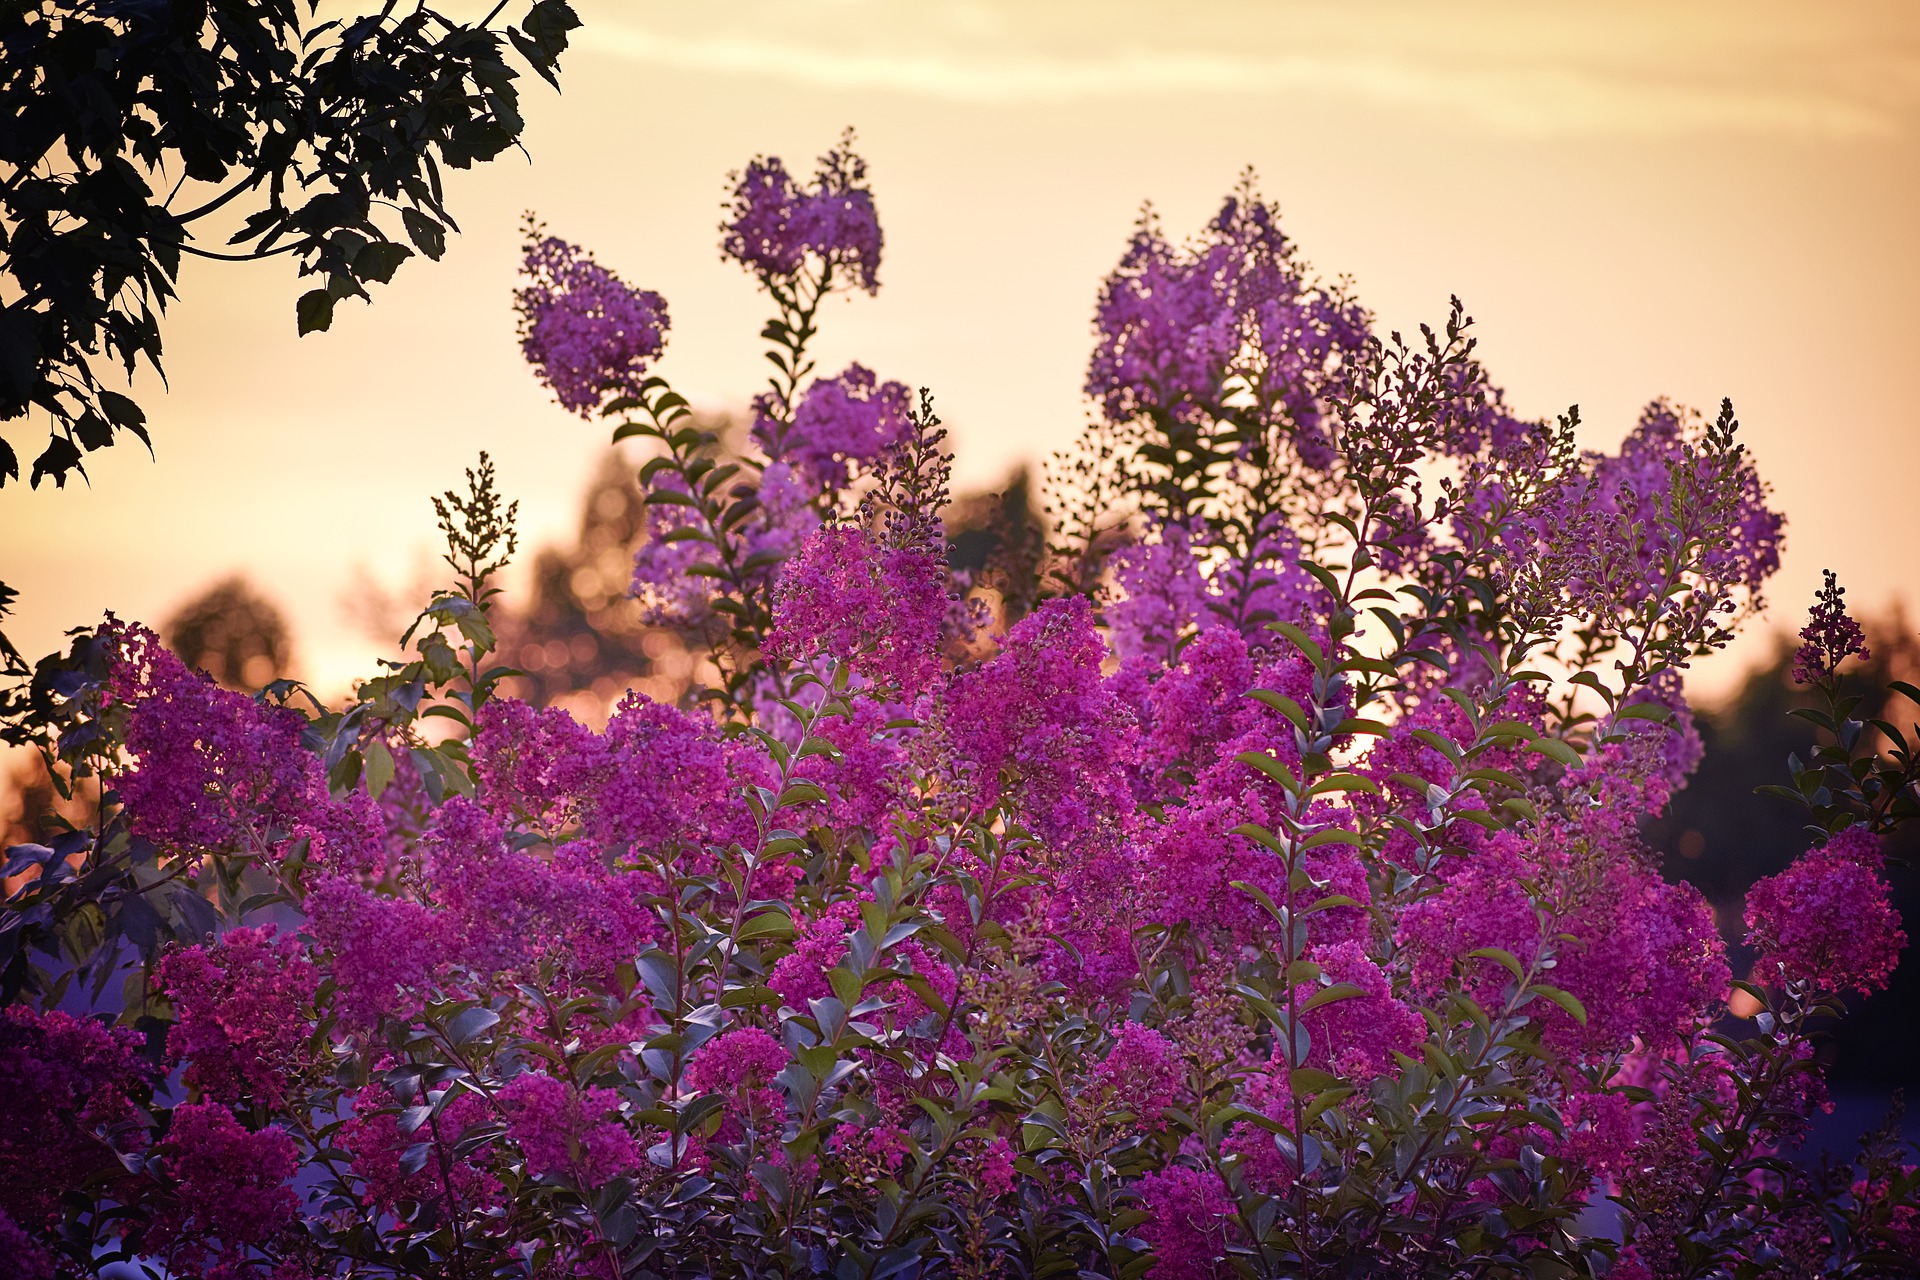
[{"xmin": 4, "ymin": 0, "xmax": 1918, "ymax": 700}]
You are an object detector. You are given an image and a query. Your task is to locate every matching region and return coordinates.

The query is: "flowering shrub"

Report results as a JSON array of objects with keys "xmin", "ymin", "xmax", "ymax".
[{"xmin": 2, "ymin": 133, "xmax": 1917, "ymax": 1279}]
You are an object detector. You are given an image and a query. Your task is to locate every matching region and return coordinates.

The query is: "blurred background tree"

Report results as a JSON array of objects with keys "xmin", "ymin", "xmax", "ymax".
[
  {"xmin": 944, "ymin": 464, "xmax": 1045, "ymax": 635},
  {"xmin": 162, "ymin": 575, "xmax": 291, "ymax": 691},
  {"xmin": 493, "ymin": 449, "xmax": 695, "ymax": 721}
]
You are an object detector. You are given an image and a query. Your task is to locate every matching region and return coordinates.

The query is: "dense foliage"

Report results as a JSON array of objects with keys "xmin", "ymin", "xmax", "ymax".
[
  {"xmin": 0, "ymin": 0, "xmax": 580, "ymax": 488},
  {"xmin": 2, "ymin": 136, "xmax": 1917, "ymax": 1279}
]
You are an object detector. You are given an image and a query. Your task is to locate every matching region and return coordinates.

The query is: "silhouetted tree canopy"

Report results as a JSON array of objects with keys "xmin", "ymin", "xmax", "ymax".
[{"xmin": 0, "ymin": 0, "xmax": 580, "ymax": 488}]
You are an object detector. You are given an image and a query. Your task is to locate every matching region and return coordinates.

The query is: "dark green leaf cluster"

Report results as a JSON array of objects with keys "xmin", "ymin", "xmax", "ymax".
[{"xmin": 0, "ymin": 0, "xmax": 581, "ymax": 486}]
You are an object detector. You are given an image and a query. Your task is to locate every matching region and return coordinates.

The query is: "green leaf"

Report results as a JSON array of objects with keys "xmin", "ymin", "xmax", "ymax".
[
  {"xmin": 1531, "ymin": 983, "xmax": 1589, "ymax": 1026},
  {"xmin": 353, "ymin": 239, "xmax": 412, "ymax": 284},
  {"xmin": 1289, "ymin": 1067, "xmax": 1339, "ymax": 1096},
  {"xmin": 96, "ymin": 391, "xmax": 146, "ymax": 429},
  {"xmin": 776, "ymin": 782, "xmax": 828, "ymax": 809},
  {"xmin": 1268, "ymin": 621, "xmax": 1326, "ymax": 668},
  {"xmin": 1300, "ymin": 982, "xmax": 1366, "ymax": 1013},
  {"xmin": 363, "ymin": 738, "xmax": 395, "ymax": 800},
  {"xmin": 296, "ymin": 289, "xmax": 335, "ymax": 335},
  {"xmin": 445, "ymin": 1006, "xmax": 500, "ymax": 1045},
  {"xmin": 1236, "ymin": 750, "xmax": 1299, "ymax": 792},
  {"xmin": 1528, "ymin": 738, "xmax": 1583, "ymax": 768},
  {"xmin": 1309, "ymin": 773, "xmax": 1382, "ymax": 798},
  {"xmin": 1302, "ymin": 1086, "xmax": 1355, "ymax": 1125},
  {"xmin": 1251, "ymin": 689, "xmax": 1309, "ymax": 730},
  {"xmin": 402, "ymin": 208, "xmax": 447, "ymax": 259},
  {"xmin": 736, "ymin": 911, "xmax": 793, "ymax": 943},
  {"xmin": 1466, "ymin": 947, "xmax": 1525, "ymax": 981}
]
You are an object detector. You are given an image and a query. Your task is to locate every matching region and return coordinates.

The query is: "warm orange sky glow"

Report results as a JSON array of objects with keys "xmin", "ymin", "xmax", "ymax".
[{"xmin": 5, "ymin": 0, "xmax": 1918, "ymax": 700}]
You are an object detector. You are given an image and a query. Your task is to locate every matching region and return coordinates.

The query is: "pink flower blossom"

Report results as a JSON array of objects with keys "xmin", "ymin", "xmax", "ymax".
[
  {"xmin": 976, "ymin": 1137, "xmax": 1018, "ymax": 1198},
  {"xmin": 0, "ymin": 1007, "xmax": 151, "ymax": 1229},
  {"xmin": 1087, "ymin": 189, "xmax": 1367, "ymax": 467},
  {"xmin": 591, "ymin": 691, "xmax": 737, "ymax": 853},
  {"xmin": 767, "ymin": 525, "xmax": 947, "ymax": 692},
  {"xmin": 1295, "ymin": 940, "xmax": 1426, "ymax": 1081},
  {"xmin": 1090, "ymin": 1022, "xmax": 1183, "ymax": 1132},
  {"xmin": 106, "ymin": 619, "xmax": 326, "ymax": 859},
  {"xmin": 722, "ymin": 138, "xmax": 881, "ymax": 293},
  {"xmin": 340, "ymin": 1082, "xmax": 498, "ymax": 1215},
  {"xmin": 305, "ymin": 874, "xmax": 443, "ymax": 1028},
  {"xmin": 1132, "ymin": 1164, "xmax": 1235, "ymax": 1279},
  {"xmin": 946, "ymin": 596, "xmax": 1140, "ymax": 849},
  {"xmin": 500, "ymin": 1072, "xmax": 645, "ymax": 1185},
  {"xmin": 1106, "ymin": 520, "xmax": 1211, "ymax": 662},
  {"xmin": 151, "ymin": 1102, "xmax": 299, "ymax": 1264},
  {"xmin": 687, "ymin": 1027, "xmax": 790, "ymax": 1139},
  {"xmin": 757, "ymin": 364, "xmax": 912, "ymax": 490},
  {"xmin": 1745, "ymin": 828, "xmax": 1905, "ymax": 995},
  {"xmin": 157, "ymin": 925, "xmax": 318, "ymax": 1106},
  {"xmin": 0, "ymin": 1208, "xmax": 55, "ymax": 1279}
]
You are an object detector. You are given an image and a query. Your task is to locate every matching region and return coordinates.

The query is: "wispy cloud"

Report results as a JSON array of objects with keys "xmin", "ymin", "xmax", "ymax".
[{"xmin": 580, "ymin": 8, "xmax": 1920, "ymax": 140}]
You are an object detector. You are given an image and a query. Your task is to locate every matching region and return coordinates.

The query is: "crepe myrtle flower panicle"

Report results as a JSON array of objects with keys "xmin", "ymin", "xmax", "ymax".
[
  {"xmin": 1134, "ymin": 1163, "xmax": 1236, "ymax": 1279},
  {"xmin": 1087, "ymin": 181, "xmax": 1367, "ymax": 447},
  {"xmin": 149, "ymin": 1102, "xmax": 300, "ymax": 1265},
  {"xmin": 499, "ymin": 1072, "xmax": 645, "ymax": 1185},
  {"xmin": 516, "ymin": 224, "xmax": 669, "ymax": 418},
  {"xmin": 1089, "ymin": 1021, "xmax": 1183, "ymax": 1132},
  {"xmin": 1793, "ymin": 568, "xmax": 1870, "ymax": 686},
  {"xmin": 105, "ymin": 617, "xmax": 326, "ymax": 859},
  {"xmin": 156, "ymin": 925, "xmax": 319, "ymax": 1107},
  {"xmin": 1745, "ymin": 827, "xmax": 1906, "ymax": 996},
  {"xmin": 721, "ymin": 131, "xmax": 882, "ymax": 293},
  {"xmin": 0, "ymin": 1006, "xmax": 152, "ymax": 1230},
  {"xmin": 766, "ymin": 524, "xmax": 947, "ymax": 692},
  {"xmin": 755, "ymin": 363, "xmax": 913, "ymax": 489},
  {"xmin": 0, "ymin": 1209, "xmax": 54, "ymax": 1280}
]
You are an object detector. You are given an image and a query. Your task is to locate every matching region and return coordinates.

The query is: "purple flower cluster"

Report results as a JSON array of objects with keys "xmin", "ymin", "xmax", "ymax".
[
  {"xmin": 499, "ymin": 1072, "xmax": 645, "ymax": 1185},
  {"xmin": 339, "ymin": 1081, "xmax": 498, "ymax": 1216},
  {"xmin": 157, "ymin": 925, "xmax": 319, "ymax": 1107},
  {"xmin": 106, "ymin": 619, "xmax": 324, "ymax": 858},
  {"xmin": 1746, "ymin": 827, "xmax": 1906, "ymax": 995},
  {"xmin": 1573, "ymin": 400, "xmax": 1784, "ymax": 620},
  {"xmin": 721, "ymin": 137, "xmax": 882, "ymax": 292},
  {"xmin": 1295, "ymin": 940, "xmax": 1426, "ymax": 1081},
  {"xmin": 1793, "ymin": 568, "xmax": 1870, "ymax": 685},
  {"xmin": 0, "ymin": 1007, "xmax": 150, "ymax": 1231},
  {"xmin": 1134, "ymin": 1164, "xmax": 1236, "ymax": 1279},
  {"xmin": 148, "ymin": 1102, "xmax": 299, "ymax": 1268},
  {"xmin": 628, "ymin": 460, "xmax": 820, "ymax": 627},
  {"xmin": 766, "ymin": 524, "xmax": 947, "ymax": 692},
  {"xmin": 516, "ymin": 232, "xmax": 669, "ymax": 417},
  {"xmin": 755, "ymin": 363, "xmax": 912, "ymax": 490},
  {"xmin": 14, "ymin": 141, "xmax": 1915, "ymax": 1280},
  {"xmin": 946, "ymin": 597, "xmax": 1140, "ymax": 851},
  {"xmin": 1087, "ymin": 190, "xmax": 1368, "ymax": 456},
  {"xmin": 1089, "ymin": 1022, "xmax": 1183, "ymax": 1132}
]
